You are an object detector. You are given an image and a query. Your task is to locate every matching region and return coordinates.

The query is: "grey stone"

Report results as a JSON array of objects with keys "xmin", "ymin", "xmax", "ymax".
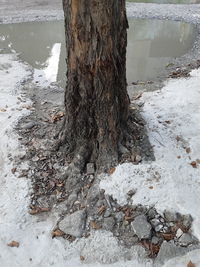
[
  {"xmin": 86, "ymin": 163, "xmax": 95, "ymax": 174},
  {"xmin": 127, "ymin": 189, "xmax": 136, "ymax": 197},
  {"xmin": 176, "ymin": 228, "xmax": 183, "ymax": 238},
  {"xmin": 182, "ymin": 214, "xmax": 193, "ymax": 229},
  {"xmin": 178, "ymin": 233, "xmax": 198, "ymax": 247},
  {"xmin": 59, "ymin": 209, "xmax": 86, "ymax": 238},
  {"xmin": 156, "ymin": 241, "xmax": 187, "ymax": 265},
  {"xmin": 67, "ymin": 193, "xmax": 78, "ymax": 207},
  {"xmin": 163, "ymin": 210, "xmax": 178, "ymax": 222},
  {"xmin": 148, "ymin": 208, "xmax": 157, "ymax": 219},
  {"xmin": 155, "ymin": 224, "xmax": 163, "ymax": 232},
  {"xmin": 102, "ymin": 217, "xmax": 115, "ymax": 231},
  {"xmin": 104, "ymin": 209, "xmax": 112, "ymax": 218},
  {"xmin": 22, "ymin": 121, "xmax": 37, "ymax": 129},
  {"xmin": 150, "ymin": 218, "xmax": 160, "ymax": 227},
  {"xmin": 131, "ymin": 215, "xmax": 152, "ymax": 239},
  {"xmin": 87, "ymin": 184, "xmax": 100, "ymax": 204},
  {"xmin": 152, "ymin": 236, "xmax": 160, "ymax": 245},
  {"xmin": 115, "ymin": 212, "xmax": 124, "ymax": 223}
]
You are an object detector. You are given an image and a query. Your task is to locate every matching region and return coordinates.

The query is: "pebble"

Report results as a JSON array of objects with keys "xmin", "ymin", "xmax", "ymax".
[
  {"xmin": 178, "ymin": 233, "xmax": 198, "ymax": 247},
  {"xmin": 102, "ymin": 217, "xmax": 115, "ymax": 231},
  {"xmin": 155, "ymin": 224, "xmax": 163, "ymax": 232},
  {"xmin": 151, "ymin": 236, "xmax": 160, "ymax": 245},
  {"xmin": 115, "ymin": 212, "xmax": 124, "ymax": 223},
  {"xmin": 163, "ymin": 210, "xmax": 178, "ymax": 222},
  {"xmin": 59, "ymin": 209, "xmax": 86, "ymax": 238},
  {"xmin": 132, "ymin": 215, "xmax": 152, "ymax": 239},
  {"xmin": 21, "ymin": 121, "xmax": 37, "ymax": 129},
  {"xmin": 86, "ymin": 163, "xmax": 95, "ymax": 174},
  {"xmin": 176, "ymin": 228, "xmax": 183, "ymax": 239}
]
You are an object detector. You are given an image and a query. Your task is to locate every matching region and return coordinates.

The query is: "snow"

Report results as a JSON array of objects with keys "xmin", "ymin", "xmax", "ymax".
[
  {"xmin": 1, "ymin": 53, "xmax": 200, "ymax": 265},
  {"xmin": 0, "ymin": 53, "xmax": 153, "ymax": 266},
  {"xmin": 100, "ymin": 69, "xmax": 200, "ymax": 240}
]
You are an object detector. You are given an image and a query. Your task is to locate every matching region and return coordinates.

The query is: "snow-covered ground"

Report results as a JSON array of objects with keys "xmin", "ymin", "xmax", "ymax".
[
  {"xmin": 0, "ymin": 54, "xmax": 154, "ymax": 267},
  {"xmin": 1, "ymin": 52, "xmax": 200, "ymax": 266}
]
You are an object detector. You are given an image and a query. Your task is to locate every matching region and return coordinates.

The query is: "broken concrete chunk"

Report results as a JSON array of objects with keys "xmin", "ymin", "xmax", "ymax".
[
  {"xmin": 86, "ymin": 163, "xmax": 95, "ymax": 174},
  {"xmin": 163, "ymin": 210, "xmax": 178, "ymax": 222},
  {"xmin": 59, "ymin": 209, "xmax": 86, "ymax": 238},
  {"xmin": 102, "ymin": 217, "xmax": 115, "ymax": 231},
  {"xmin": 131, "ymin": 215, "xmax": 152, "ymax": 239},
  {"xmin": 176, "ymin": 228, "xmax": 183, "ymax": 239},
  {"xmin": 178, "ymin": 233, "xmax": 198, "ymax": 247}
]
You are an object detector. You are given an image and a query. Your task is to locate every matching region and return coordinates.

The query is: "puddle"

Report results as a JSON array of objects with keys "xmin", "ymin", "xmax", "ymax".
[
  {"xmin": 0, "ymin": 19, "xmax": 196, "ymax": 87},
  {"xmin": 128, "ymin": 0, "xmax": 200, "ymax": 3}
]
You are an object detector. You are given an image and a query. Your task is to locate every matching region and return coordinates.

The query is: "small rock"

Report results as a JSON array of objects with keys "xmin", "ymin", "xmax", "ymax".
[
  {"xmin": 148, "ymin": 208, "xmax": 157, "ymax": 220},
  {"xmin": 86, "ymin": 163, "xmax": 95, "ymax": 174},
  {"xmin": 115, "ymin": 212, "xmax": 124, "ymax": 223},
  {"xmin": 102, "ymin": 217, "xmax": 115, "ymax": 231},
  {"xmin": 178, "ymin": 233, "xmax": 198, "ymax": 247},
  {"xmin": 156, "ymin": 240, "xmax": 187, "ymax": 265},
  {"xmin": 135, "ymin": 155, "xmax": 142, "ymax": 163},
  {"xmin": 176, "ymin": 228, "xmax": 183, "ymax": 239},
  {"xmin": 67, "ymin": 193, "xmax": 77, "ymax": 207},
  {"xmin": 151, "ymin": 218, "xmax": 160, "ymax": 227},
  {"xmin": 163, "ymin": 210, "xmax": 178, "ymax": 222},
  {"xmin": 21, "ymin": 121, "xmax": 37, "ymax": 129},
  {"xmin": 103, "ymin": 209, "xmax": 112, "ymax": 218},
  {"xmin": 132, "ymin": 215, "xmax": 152, "ymax": 239},
  {"xmin": 182, "ymin": 214, "xmax": 193, "ymax": 229},
  {"xmin": 151, "ymin": 236, "xmax": 160, "ymax": 245},
  {"xmin": 59, "ymin": 209, "xmax": 86, "ymax": 238},
  {"xmin": 155, "ymin": 224, "xmax": 163, "ymax": 232},
  {"xmin": 127, "ymin": 189, "xmax": 136, "ymax": 197},
  {"xmin": 87, "ymin": 184, "xmax": 100, "ymax": 204}
]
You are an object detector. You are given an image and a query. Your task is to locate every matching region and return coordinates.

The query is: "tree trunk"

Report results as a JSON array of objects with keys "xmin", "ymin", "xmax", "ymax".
[{"xmin": 60, "ymin": 0, "xmax": 130, "ymax": 172}]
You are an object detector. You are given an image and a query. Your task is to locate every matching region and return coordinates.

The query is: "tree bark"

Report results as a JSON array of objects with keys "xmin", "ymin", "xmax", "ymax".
[{"xmin": 60, "ymin": 0, "xmax": 130, "ymax": 172}]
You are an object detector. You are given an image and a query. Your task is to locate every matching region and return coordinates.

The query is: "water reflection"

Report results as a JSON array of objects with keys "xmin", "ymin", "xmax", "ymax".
[
  {"xmin": 0, "ymin": 19, "xmax": 196, "ymax": 87},
  {"xmin": 127, "ymin": 19, "xmax": 195, "ymax": 81}
]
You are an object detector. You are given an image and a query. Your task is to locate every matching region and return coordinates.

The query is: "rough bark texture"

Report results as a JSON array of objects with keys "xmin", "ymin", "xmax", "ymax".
[{"xmin": 60, "ymin": 0, "xmax": 130, "ymax": 172}]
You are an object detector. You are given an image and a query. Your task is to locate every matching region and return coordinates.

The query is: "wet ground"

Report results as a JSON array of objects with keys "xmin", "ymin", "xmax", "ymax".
[{"xmin": 0, "ymin": 19, "xmax": 196, "ymax": 88}]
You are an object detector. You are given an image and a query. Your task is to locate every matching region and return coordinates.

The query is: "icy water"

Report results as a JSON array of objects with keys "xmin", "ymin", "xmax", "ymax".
[
  {"xmin": 0, "ymin": 19, "xmax": 196, "ymax": 87},
  {"xmin": 128, "ymin": 0, "xmax": 200, "ymax": 3}
]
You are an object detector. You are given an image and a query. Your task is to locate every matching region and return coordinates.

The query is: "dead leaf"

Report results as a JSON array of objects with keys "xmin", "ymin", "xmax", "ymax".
[
  {"xmin": 160, "ymin": 233, "xmax": 175, "ymax": 241},
  {"xmin": 29, "ymin": 207, "xmax": 50, "ymax": 215},
  {"xmin": 11, "ymin": 168, "xmax": 17, "ymax": 174},
  {"xmin": 51, "ymin": 111, "xmax": 64, "ymax": 123},
  {"xmin": 108, "ymin": 167, "xmax": 116, "ymax": 175},
  {"xmin": 133, "ymin": 93, "xmax": 143, "ymax": 100},
  {"xmin": 165, "ymin": 120, "xmax": 171, "ymax": 124},
  {"xmin": 177, "ymin": 156, "xmax": 181, "ymax": 159},
  {"xmin": 7, "ymin": 241, "xmax": 19, "ymax": 247},
  {"xmin": 0, "ymin": 108, "xmax": 7, "ymax": 112},
  {"xmin": 149, "ymin": 186, "xmax": 154, "ymax": 189},
  {"xmin": 187, "ymin": 260, "xmax": 196, "ymax": 267},
  {"xmin": 98, "ymin": 205, "xmax": 106, "ymax": 215},
  {"xmin": 190, "ymin": 161, "xmax": 197, "ymax": 168},
  {"xmin": 80, "ymin": 256, "xmax": 85, "ymax": 261},
  {"xmin": 52, "ymin": 229, "xmax": 65, "ymax": 238},
  {"xmin": 186, "ymin": 147, "xmax": 191, "ymax": 154},
  {"xmin": 90, "ymin": 221, "xmax": 101, "ymax": 230},
  {"xmin": 176, "ymin": 136, "xmax": 181, "ymax": 142},
  {"xmin": 21, "ymin": 104, "xmax": 32, "ymax": 110}
]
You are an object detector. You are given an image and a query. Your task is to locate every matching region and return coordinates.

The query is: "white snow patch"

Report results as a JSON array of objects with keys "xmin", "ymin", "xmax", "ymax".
[
  {"xmin": 100, "ymin": 68, "xmax": 200, "ymax": 244},
  {"xmin": 163, "ymin": 249, "xmax": 200, "ymax": 267},
  {"xmin": 0, "ymin": 54, "xmax": 152, "ymax": 267}
]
